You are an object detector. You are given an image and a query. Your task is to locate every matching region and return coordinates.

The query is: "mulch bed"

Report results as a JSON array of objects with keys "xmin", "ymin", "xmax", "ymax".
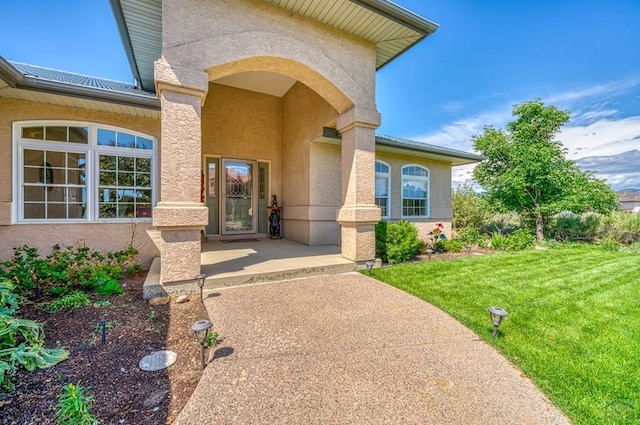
[{"xmin": 0, "ymin": 273, "xmax": 210, "ymax": 424}]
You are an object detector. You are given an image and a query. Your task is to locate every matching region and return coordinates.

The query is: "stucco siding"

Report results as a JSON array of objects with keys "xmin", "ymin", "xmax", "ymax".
[
  {"xmin": 281, "ymin": 81, "xmax": 340, "ymax": 245},
  {"xmin": 163, "ymin": 0, "xmax": 376, "ymax": 114},
  {"xmin": 0, "ymin": 97, "xmax": 161, "ymax": 265},
  {"xmin": 375, "ymin": 151, "xmax": 454, "ymax": 241}
]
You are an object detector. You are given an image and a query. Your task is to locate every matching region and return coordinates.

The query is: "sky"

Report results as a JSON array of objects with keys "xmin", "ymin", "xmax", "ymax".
[{"xmin": 1, "ymin": 0, "xmax": 639, "ymax": 191}]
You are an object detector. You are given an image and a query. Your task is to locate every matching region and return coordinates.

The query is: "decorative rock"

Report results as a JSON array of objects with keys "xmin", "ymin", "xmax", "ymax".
[
  {"xmin": 139, "ymin": 350, "xmax": 178, "ymax": 371},
  {"xmin": 175, "ymin": 295, "xmax": 189, "ymax": 304},
  {"xmin": 143, "ymin": 389, "xmax": 169, "ymax": 408},
  {"xmin": 148, "ymin": 296, "xmax": 170, "ymax": 306}
]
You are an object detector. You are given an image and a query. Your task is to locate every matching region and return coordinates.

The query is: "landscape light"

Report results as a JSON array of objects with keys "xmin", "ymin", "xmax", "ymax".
[
  {"xmin": 191, "ymin": 319, "xmax": 213, "ymax": 370},
  {"xmin": 487, "ymin": 306, "xmax": 509, "ymax": 338}
]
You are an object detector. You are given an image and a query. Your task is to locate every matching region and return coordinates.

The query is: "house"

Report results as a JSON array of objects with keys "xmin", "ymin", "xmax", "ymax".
[
  {"xmin": 0, "ymin": 0, "xmax": 483, "ymax": 284},
  {"xmin": 617, "ymin": 190, "xmax": 640, "ymax": 212}
]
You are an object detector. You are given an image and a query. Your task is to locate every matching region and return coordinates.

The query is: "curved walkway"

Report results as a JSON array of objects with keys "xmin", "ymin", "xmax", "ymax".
[{"xmin": 176, "ymin": 273, "xmax": 569, "ymax": 424}]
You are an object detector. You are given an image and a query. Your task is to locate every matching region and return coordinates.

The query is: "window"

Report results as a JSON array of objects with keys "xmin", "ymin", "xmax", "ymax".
[
  {"xmin": 15, "ymin": 122, "xmax": 155, "ymax": 222},
  {"xmin": 375, "ymin": 160, "xmax": 390, "ymax": 218},
  {"xmin": 401, "ymin": 165, "xmax": 429, "ymax": 217}
]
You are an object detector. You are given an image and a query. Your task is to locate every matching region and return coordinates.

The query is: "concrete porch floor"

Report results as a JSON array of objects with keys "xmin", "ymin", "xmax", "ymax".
[{"xmin": 144, "ymin": 238, "xmax": 357, "ymax": 297}]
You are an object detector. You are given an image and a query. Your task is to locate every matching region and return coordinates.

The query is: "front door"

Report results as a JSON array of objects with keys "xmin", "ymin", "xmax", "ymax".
[{"xmin": 222, "ymin": 159, "xmax": 256, "ymax": 234}]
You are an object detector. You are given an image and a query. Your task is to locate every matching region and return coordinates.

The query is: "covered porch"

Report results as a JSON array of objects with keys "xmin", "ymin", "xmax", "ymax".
[{"xmin": 143, "ymin": 238, "xmax": 356, "ymax": 298}]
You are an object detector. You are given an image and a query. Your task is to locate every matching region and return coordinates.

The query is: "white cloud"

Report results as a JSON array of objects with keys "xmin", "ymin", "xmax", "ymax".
[
  {"xmin": 559, "ymin": 116, "xmax": 640, "ymax": 159},
  {"xmin": 546, "ymin": 78, "xmax": 640, "ymax": 104}
]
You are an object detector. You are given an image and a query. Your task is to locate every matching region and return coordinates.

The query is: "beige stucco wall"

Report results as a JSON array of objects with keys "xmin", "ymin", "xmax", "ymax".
[
  {"xmin": 163, "ymin": 0, "xmax": 377, "ymax": 115},
  {"xmin": 375, "ymin": 151, "xmax": 454, "ymax": 242},
  {"xmin": 0, "ymin": 97, "xmax": 161, "ymax": 266},
  {"xmin": 202, "ymin": 82, "xmax": 282, "ymax": 197},
  {"xmin": 281, "ymin": 82, "xmax": 340, "ymax": 245}
]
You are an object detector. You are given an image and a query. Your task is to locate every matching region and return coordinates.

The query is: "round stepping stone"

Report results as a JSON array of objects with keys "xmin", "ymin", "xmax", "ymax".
[
  {"xmin": 139, "ymin": 350, "xmax": 177, "ymax": 371},
  {"xmin": 149, "ymin": 296, "xmax": 170, "ymax": 306},
  {"xmin": 175, "ymin": 295, "xmax": 189, "ymax": 303}
]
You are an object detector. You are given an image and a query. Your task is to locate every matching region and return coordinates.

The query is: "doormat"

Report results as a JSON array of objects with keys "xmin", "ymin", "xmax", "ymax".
[{"xmin": 220, "ymin": 238, "xmax": 260, "ymax": 243}]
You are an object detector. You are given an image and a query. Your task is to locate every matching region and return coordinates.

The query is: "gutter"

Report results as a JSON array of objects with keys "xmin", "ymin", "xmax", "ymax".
[
  {"xmin": 0, "ymin": 56, "xmax": 22, "ymax": 87},
  {"xmin": 350, "ymin": 0, "xmax": 439, "ymax": 36}
]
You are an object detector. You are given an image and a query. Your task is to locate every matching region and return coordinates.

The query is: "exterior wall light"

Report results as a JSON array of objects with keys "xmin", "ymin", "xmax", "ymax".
[
  {"xmin": 191, "ymin": 319, "xmax": 213, "ymax": 370},
  {"xmin": 487, "ymin": 306, "xmax": 508, "ymax": 337},
  {"xmin": 195, "ymin": 273, "xmax": 207, "ymax": 303}
]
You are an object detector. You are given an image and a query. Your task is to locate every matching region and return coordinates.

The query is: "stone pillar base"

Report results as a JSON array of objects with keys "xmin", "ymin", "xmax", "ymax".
[
  {"xmin": 159, "ymin": 228, "xmax": 202, "ymax": 283},
  {"xmin": 340, "ymin": 223, "xmax": 376, "ymax": 262}
]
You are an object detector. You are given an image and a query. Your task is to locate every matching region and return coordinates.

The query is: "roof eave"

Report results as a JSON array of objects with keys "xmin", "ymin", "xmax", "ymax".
[
  {"xmin": 350, "ymin": 0, "xmax": 439, "ymax": 36},
  {"xmin": 108, "ymin": 0, "xmax": 144, "ymax": 91},
  {"xmin": 0, "ymin": 56, "xmax": 23, "ymax": 87},
  {"xmin": 16, "ymin": 76, "xmax": 160, "ymax": 110}
]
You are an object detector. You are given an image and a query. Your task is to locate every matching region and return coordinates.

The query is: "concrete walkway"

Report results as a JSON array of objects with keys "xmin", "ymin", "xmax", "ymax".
[{"xmin": 176, "ymin": 274, "xmax": 570, "ymax": 424}]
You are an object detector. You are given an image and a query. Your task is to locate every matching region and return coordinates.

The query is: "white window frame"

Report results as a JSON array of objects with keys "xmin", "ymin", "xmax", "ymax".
[
  {"xmin": 401, "ymin": 164, "xmax": 430, "ymax": 218},
  {"xmin": 375, "ymin": 160, "xmax": 391, "ymax": 219},
  {"xmin": 13, "ymin": 121, "xmax": 157, "ymax": 223}
]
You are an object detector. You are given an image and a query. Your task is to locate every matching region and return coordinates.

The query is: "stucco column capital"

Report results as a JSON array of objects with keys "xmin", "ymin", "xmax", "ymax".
[
  {"xmin": 154, "ymin": 59, "xmax": 209, "ymax": 104},
  {"xmin": 336, "ymin": 107, "xmax": 381, "ymax": 133}
]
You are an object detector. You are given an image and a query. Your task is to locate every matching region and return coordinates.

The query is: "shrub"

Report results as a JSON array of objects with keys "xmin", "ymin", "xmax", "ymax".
[
  {"xmin": 490, "ymin": 232, "xmax": 509, "ymax": 251},
  {"xmin": 436, "ymin": 239, "xmax": 464, "ymax": 253},
  {"xmin": 385, "ymin": 220, "xmax": 421, "ymax": 264},
  {"xmin": 452, "ymin": 184, "xmax": 489, "ymax": 230},
  {"xmin": 56, "ymin": 382, "xmax": 99, "ymax": 425},
  {"xmin": 0, "ymin": 244, "xmax": 138, "ymax": 298},
  {"xmin": 375, "ymin": 221, "xmax": 388, "ymax": 263},
  {"xmin": 600, "ymin": 211, "xmax": 640, "ymax": 244},
  {"xmin": 483, "ymin": 212, "xmax": 522, "ymax": 235},
  {"xmin": 46, "ymin": 291, "xmax": 91, "ymax": 313},
  {"xmin": 94, "ymin": 279, "xmax": 124, "ymax": 296},
  {"xmin": 505, "ymin": 229, "xmax": 535, "ymax": 251},
  {"xmin": 455, "ymin": 227, "xmax": 487, "ymax": 248},
  {"xmin": 551, "ymin": 211, "xmax": 602, "ymax": 242}
]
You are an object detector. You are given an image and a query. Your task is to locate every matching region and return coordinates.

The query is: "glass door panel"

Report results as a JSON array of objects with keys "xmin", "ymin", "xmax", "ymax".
[{"xmin": 222, "ymin": 159, "xmax": 256, "ymax": 234}]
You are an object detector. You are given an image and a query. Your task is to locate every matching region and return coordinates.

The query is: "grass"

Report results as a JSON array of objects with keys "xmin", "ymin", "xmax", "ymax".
[{"xmin": 370, "ymin": 246, "xmax": 640, "ymax": 425}]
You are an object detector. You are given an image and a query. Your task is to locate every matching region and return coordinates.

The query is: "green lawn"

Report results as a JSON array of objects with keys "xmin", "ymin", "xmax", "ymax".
[{"xmin": 369, "ymin": 247, "xmax": 640, "ymax": 425}]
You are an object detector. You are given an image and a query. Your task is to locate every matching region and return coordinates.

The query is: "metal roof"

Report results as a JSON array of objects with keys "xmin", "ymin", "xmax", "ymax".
[
  {"xmin": 110, "ymin": 0, "xmax": 438, "ymax": 92},
  {"xmin": 316, "ymin": 128, "xmax": 485, "ymax": 166},
  {"xmin": 0, "ymin": 57, "xmax": 160, "ymax": 117},
  {"xmin": 375, "ymin": 134, "xmax": 485, "ymax": 165}
]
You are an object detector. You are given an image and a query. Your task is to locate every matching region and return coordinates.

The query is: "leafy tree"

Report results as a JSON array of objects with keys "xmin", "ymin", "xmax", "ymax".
[
  {"xmin": 451, "ymin": 183, "xmax": 489, "ymax": 231},
  {"xmin": 472, "ymin": 99, "xmax": 618, "ymax": 241}
]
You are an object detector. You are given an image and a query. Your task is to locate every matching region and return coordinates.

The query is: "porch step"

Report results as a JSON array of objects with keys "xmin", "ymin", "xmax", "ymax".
[{"xmin": 142, "ymin": 239, "xmax": 357, "ymax": 299}]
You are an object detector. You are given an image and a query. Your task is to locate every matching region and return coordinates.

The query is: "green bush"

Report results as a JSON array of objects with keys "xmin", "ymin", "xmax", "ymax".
[
  {"xmin": 0, "ymin": 244, "xmax": 138, "ymax": 298},
  {"xmin": 483, "ymin": 212, "xmax": 522, "ymax": 235},
  {"xmin": 56, "ymin": 382, "xmax": 99, "ymax": 425},
  {"xmin": 551, "ymin": 211, "xmax": 602, "ymax": 242},
  {"xmin": 455, "ymin": 227, "xmax": 487, "ymax": 248},
  {"xmin": 505, "ymin": 229, "xmax": 535, "ymax": 251},
  {"xmin": 94, "ymin": 279, "xmax": 124, "ymax": 296},
  {"xmin": 436, "ymin": 239, "xmax": 464, "ymax": 253},
  {"xmin": 490, "ymin": 232, "xmax": 509, "ymax": 251},
  {"xmin": 385, "ymin": 220, "xmax": 422, "ymax": 264},
  {"xmin": 46, "ymin": 291, "xmax": 91, "ymax": 313},
  {"xmin": 600, "ymin": 211, "xmax": 640, "ymax": 244},
  {"xmin": 375, "ymin": 221, "xmax": 388, "ymax": 263}
]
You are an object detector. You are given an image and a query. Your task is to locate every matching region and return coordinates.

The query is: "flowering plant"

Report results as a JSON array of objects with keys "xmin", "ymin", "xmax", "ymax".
[{"xmin": 428, "ymin": 222, "xmax": 446, "ymax": 250}]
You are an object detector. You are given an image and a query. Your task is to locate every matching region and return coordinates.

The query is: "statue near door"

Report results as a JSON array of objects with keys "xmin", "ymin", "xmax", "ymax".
[{"xmin": 268, "ymin": 194, "xmax": 281, "ymax": 239}]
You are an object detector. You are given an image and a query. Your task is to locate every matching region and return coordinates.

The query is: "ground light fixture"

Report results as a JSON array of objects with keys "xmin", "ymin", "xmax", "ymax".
[
  {"xmin": 500, "ymin": 244, "xmax": 506, "ymax": 252},
  {"xmin": 550, "ymin": 238, "xmax": 557, "ymax": 248},
  {"xmin": 426, "ymin": 249, "xmax": 434, "ymax": 261},
  {"xmin": 365, "ymin": 260, "xmax": 375, "ymax": 274},
  {"xmin": 191, "ymin": 319, "xmax": 213, "ymax": 370},
  {"xmin": 465, "ymin": 245, "xmax": 472, "ymax": 255},
  {"xmin": 195, "ymin": 273, "xmax": 207, "ymax": 303},
  {"xmin": 487, "ymin": 307, "xmax": 508, "ymax": 337}
]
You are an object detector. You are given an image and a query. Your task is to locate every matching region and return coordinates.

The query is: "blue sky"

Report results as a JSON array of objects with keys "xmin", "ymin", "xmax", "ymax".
[{"xmin": 2, "ymin": 0, "xmax": 639, "ymax": 190}]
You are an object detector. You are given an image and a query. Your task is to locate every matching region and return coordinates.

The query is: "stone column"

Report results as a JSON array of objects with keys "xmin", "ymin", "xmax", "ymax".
[
  {"xmin": 153, "ymin": 60, "xmax": 209, "ymax": 283},
  {"xmin": 336, "ymin": 107, "xmax": 381, "ymax": 262}
]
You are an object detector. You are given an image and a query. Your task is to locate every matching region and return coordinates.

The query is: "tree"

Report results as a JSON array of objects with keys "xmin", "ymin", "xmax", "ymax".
[
  {"xmin": 472, "ymin": 99, "xmax": 618, "ymax": 241},
  {"xmin": 451, "ymin": 183, "xmax": 489, "ymax": 231}
]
